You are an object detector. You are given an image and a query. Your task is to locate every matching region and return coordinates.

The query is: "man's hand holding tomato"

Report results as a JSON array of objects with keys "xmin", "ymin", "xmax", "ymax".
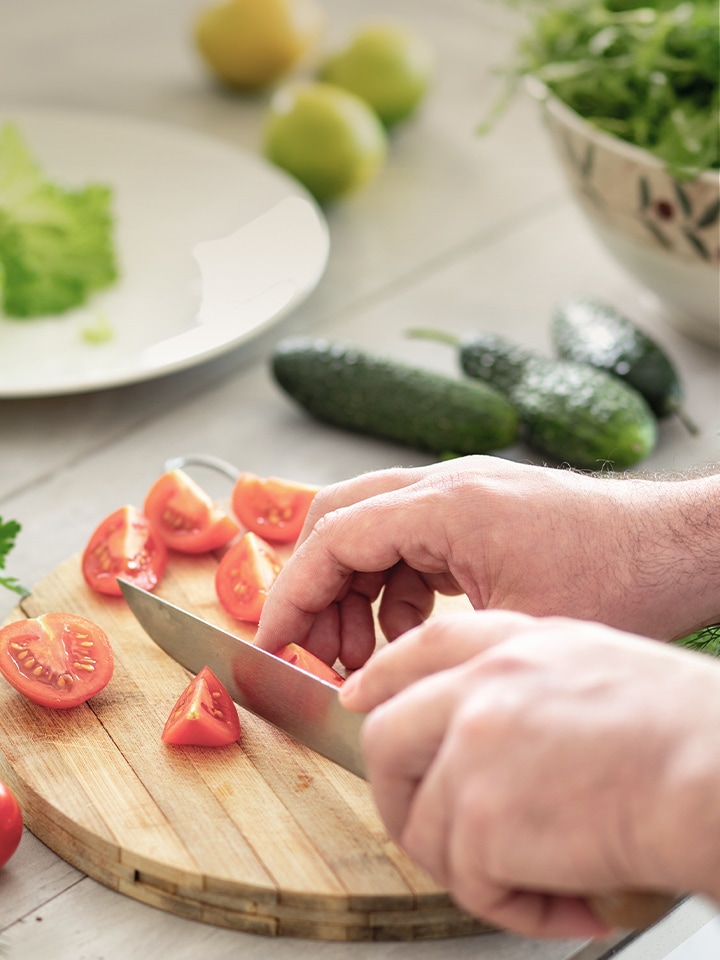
[{"xmin": 254, "ymin": 456, "xmax": 720, "ymax": 938}]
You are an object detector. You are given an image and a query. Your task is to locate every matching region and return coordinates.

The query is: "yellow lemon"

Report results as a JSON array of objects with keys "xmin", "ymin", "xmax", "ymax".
[
  {"xmin": 194, "ymin": 0, "xmax": 325, "ymax": 92},
  {"xmin": 262, "ymin": 81, "xmax": 387, "ymax": 202},
  {"xmin": 319, "ymin": 23, "xmax": 435, "ymax": 127}
]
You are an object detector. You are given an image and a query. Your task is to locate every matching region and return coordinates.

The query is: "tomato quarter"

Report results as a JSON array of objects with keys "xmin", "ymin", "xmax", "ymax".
[
  {"xmin": 275, "ymin": 643, "xmax": 345, "ymax": 686},
  {"xmin": 144, "ymin": 469, "xmax": 239, "ymax": 554},
  {"xmin": 162, "ymin": 666, "xmax": 241, "ymax": 747},
  {"xmin": 215, "ymin": 531, "xmax": 282, "ymax": 622},
  {"xmin": 0, "ymin": 781, "xmax": 22, "ymax": 868},
  {"xmin": 0, "ymin": 613, "xmax": 114, "ymax": 709},
  {"xmin": 82, "ymin": 504, "xmax": 168, "ymax": 596},
  {"xmin": 231, "ymin": 472, "xmax": 318, "ymax": 543}
]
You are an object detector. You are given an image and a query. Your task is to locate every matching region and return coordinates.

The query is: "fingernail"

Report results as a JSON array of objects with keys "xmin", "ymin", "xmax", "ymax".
[{"xmin": 339, "ymin": 670, "xmax": 360, "ymax": 704}]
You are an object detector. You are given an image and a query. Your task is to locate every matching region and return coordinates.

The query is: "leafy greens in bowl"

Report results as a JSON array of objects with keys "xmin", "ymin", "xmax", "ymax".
[
  {"xmin": 486, "ymin": 0, "xmax": 719, "ymax": 346},
  {"xmin": 515, "ymin": 0, "xmax": 719, "ymax": 180}
]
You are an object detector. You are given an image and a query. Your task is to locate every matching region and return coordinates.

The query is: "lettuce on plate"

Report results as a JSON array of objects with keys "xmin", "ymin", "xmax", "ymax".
[{"xmin": 0, "ymin": 123, "xmax": 119, "ymax": 318}]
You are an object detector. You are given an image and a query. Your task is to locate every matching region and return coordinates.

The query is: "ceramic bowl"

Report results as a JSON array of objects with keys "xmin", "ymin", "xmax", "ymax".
[{"xmin": 530, "ymin": 80, "xmax": 720, "ymax": 348}]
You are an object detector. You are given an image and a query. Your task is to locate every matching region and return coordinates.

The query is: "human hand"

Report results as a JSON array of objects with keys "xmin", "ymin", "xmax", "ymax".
[
  {"xmin": 339, "ymin": 610, "xmax": 720, "ymax": 938},
  {"xmin": 255, "ymin": 456, "xmax": 720, "ymax": 669}
]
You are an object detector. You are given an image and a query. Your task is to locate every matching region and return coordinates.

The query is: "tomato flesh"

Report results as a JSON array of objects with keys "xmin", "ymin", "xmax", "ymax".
[
  {"xmin": 275, "ymin": 643, "xmax": 345, "ymax": 687},
  {"xmin": 231, "ymin": 472, "xmax": 318, "ymax": 543},
  {"xmin": 162, "ymin": 666, "xmax": 241, "ymax": 746},
  {"xmin": 82, "ymin": 504, "xmax": 168, "ymax": 597},
  {"xmin": 0, "ymin": 613, "xmax": 114, "ymax": 709},
  {"xmin": 0, "ymin": 781, "xmax": 22, "ymax": 868},
  {"xmin": 144, "ymin": 469, "xmax": 239, "ymax": 554},
  {"xmin": 215, "ymin": 532, "xmax": 282, "ymax": 622}
]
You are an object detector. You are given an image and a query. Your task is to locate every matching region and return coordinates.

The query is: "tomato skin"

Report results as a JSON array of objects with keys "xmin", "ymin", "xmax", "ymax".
[
  {"xmin": 82, "ymin": 504, "xmax": 168, "ymax": 597},
  {"xmin": 0, "ymin": 782, "xmax": 22, "ymax": 868},
  {"xmin": 144, "ymin": 469, "xmax": 239, "ymax": 554},
  {"xmin": 0, "ymin": 613, "xmax": 114, "ymax": 709},
  {"xmin": 162, "ymin": 666, "xmax": 241, "ymax": 747},
  {"xmin": 215, "ymin": 532, "xmax": 282, "ymax": 622},
  {"xmin": 275, "ymin": 643, "xmax": 344, "ymax": 687},
  {"xmin": 231, "ymin": 472, "xmax": 318, "ymax": 543}
]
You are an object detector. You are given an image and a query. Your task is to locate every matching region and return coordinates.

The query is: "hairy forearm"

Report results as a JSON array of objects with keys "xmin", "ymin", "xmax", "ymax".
[{"xmin": 628, "ymin": 472, "xmax": 720, "ymax": 640}]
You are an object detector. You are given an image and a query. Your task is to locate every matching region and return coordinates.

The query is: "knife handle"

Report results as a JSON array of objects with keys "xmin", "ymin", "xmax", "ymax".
[{"xmin": 586, "ymin": 890, "xmax": 677, "ymax": 930}]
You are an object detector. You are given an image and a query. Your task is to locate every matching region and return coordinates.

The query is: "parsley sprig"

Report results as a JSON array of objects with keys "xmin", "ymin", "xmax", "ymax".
[{"xmin": 0, "ymin": 517, "xmax": 28, "ymax": 596}]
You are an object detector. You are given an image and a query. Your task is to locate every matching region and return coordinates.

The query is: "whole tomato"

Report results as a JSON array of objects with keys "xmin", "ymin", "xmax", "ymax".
[{"xmin": 0, "ymin": 781, "xmax": 22, "ymax": 868}]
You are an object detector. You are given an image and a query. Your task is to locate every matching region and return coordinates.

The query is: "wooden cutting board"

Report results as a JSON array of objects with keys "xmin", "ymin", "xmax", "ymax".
[{"xmin": 0, "ymin": 549, "xmax": 490, "ymax": 941}]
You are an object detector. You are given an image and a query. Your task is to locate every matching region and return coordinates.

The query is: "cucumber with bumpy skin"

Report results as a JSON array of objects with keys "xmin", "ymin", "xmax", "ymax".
[
  {"xmin": 409, "ymin": 329, "xmax": 657, "ymax": 470},
  {"xmin": 271, "ymin": 337, "xmax": 520, "ymax": 456},
  {"xmin": 551, "ymin": 298, "xmax": 697, "ymax": 434}
]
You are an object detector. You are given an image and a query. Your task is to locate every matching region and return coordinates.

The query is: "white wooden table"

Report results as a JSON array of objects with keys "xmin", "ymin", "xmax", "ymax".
[{"xmin": 1, "ymin": 1, "xmax": 718, "ymax": 958}]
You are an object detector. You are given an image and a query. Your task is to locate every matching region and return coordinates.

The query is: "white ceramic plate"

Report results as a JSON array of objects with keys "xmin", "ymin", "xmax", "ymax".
[{"xmin": 0, "ymin": 106, "xmax": 330, "ymax": 397}]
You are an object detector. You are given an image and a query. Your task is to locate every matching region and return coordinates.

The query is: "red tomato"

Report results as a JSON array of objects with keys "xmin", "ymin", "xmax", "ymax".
[
  {"xmin": 162, "ymin": 666, "xmax": 241, "ymax": 747},
  {"xmin": 144, "ymin": 469, "xmax": 239, "ymax": 554},
  {"xmin": 0, "ymin": 613, "xmax": 114, "ymax": 709},
  {"xmin": 82, "ymin": 504, "xmax": 168, "ymax": 597},
  {"xmin": 275, "ymin": 643, "xmax": 345, "ymax": 687},
  {"xmin": 231, "ymin": 472, "xmax": 318, "ymax": 543},
  {"xmin": 0, "ymin": 781, "xmax": 22, "ymax": 868},
  {"xmin": 215, "ymin": 532, "xmax": 282, "ymax": 622}
]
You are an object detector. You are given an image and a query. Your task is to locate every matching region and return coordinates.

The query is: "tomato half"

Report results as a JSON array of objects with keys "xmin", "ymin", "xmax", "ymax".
[
  {"xmin": 0, "ymin": 781, "xmax": 22, "ymax": 868},
  {"xmin": 231, "ymin": 472, "xmax": 319, "ymax": 543},
  {"xmin": 0, "ymin": 613, "xmax": 114, "ymax": 709},
  {"xmin": 82, "ymin": 504, "xmax": 168, "ymax": 596},
  {"xmin": 275, "ymin": 643, "xmax": 345, "ymax": 687},
  {"xmin": 162, "ymin": 666, "xmax": 241, "ymax": 747},
  {"xmin": 144, "ymin": 469, "xmax": 239, "ymax": 554},
  {"xmin": 215, "ymin": 532, "xmax": 282, "ymax": 622}
]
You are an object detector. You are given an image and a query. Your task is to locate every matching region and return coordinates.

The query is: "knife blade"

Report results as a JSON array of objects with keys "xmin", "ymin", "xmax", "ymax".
[
  {"xmin": 119, "ymin": 578, "xmax": 677, "ymax": 933},
  {"xmin": 117, "ymin": 579, "xmax": 366, "ymax": 778}
]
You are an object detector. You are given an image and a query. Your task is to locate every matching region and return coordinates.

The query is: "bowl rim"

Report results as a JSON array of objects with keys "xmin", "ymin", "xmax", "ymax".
[{"xmin": 526, "ymin": 76, "xmax": 720, "ymax": 187}]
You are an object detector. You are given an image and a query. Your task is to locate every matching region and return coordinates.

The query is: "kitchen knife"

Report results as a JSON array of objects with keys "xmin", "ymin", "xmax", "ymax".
[
  {"xmin": 118, "ymin": 578, "xmax": 366, "ymax": 777},
  {"xmin": 119, "ymin": 579, "xmax": 677, "ymax": 933}
]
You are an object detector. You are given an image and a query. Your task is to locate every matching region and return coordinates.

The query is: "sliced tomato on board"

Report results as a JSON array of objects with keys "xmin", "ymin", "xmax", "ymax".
[
  {"xmin": 215, "ymin": 532, "xmax": 282, "ymax": 622},
  {"xmin": 0, "ymin": 781, "xmax": 22, "ymax": 868},
  {"xmin": 0, "ymin": 613, "xmax": 114, "ymax": 709},
  {"xmin": 275, "ymin": 643, "xmax": 345, "ymax": 687},
  {"xmin": 82, "ymin": 504, "xmax": 168, "ymax": 597},
  {"xmin": 162, "ymin": 666, "xmax": 241, "ymax": 747},
  {"xmin": 231, "ymin": 472, "xmax": 319, "ymax": 543},
  {"xmin": 144, "ymin": 468, "xmax": 239, "ymax": 554}
]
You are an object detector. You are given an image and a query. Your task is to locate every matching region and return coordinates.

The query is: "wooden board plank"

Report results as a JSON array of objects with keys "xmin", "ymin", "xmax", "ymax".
[{"xmin": 0, "ymin": 550, "xmax": 489, "ymax": 940}]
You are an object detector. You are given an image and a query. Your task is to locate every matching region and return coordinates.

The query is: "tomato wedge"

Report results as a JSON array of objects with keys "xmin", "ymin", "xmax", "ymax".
[
  {"xmin": 0, "ymin": 613, "xmax": 114, "ymax": 709},
  {"xmin": 162, "ymin": 666, "xmax": 241, "ymax": 746},
  {"xmin": 82, "ymin": 504, "xmax": 168, "ymax": 597},
  {"xmin": 0, "ymin": 781, "xmax": 22, "ymax": 868},
  {"xmin": 275, "ymin": 643, "xmax": 345, "ymax": 687},
  {"xmin": 215, "ymin": 532, "xmax": 282, "ymax": 622},
  {"xmin": 144, "ymin": 469, "xmax": 239, "ymax": 554},
  {"xmin": 231, "ymin": 472, "xmax": 319, "ymax": 543}
]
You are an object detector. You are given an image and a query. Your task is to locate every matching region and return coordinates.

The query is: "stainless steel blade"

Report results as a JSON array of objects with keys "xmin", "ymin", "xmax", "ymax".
[{"xmin": 118, "ymin": 579, "xmax": 366, "ymax": 778}]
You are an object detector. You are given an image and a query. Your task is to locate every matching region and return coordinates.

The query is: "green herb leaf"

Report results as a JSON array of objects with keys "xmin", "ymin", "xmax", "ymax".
[{"xmin": 0, "ymin": 517, "xmax": 28, "ymax": 596}]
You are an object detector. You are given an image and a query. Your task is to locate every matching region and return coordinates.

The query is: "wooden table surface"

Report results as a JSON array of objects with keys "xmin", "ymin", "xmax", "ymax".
[{"xmin": 1, "ymin": 1, "xmax": 718, "ymax": 958}]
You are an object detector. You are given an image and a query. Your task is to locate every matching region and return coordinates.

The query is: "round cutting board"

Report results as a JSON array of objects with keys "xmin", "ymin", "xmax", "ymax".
[{"xmin": 0, "ymin": 550, "xmax": 489, "ymax": 941}]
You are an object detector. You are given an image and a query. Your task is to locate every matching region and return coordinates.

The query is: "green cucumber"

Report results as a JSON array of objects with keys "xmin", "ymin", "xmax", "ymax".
[
  {"xmin": 409, "ymin": 329, "xmax": 657, "ymax": 470},
  {"xmin": 271, "ymin": 337, "xmax": 520, "ymax": 456},
  {"xmin": 551, "ymin": 298, "xmax": 697, "ymax": 434}
]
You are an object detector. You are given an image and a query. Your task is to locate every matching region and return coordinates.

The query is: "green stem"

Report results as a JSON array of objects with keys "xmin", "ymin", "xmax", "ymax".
[{"xmin": 406, "ymin": 327, "xmax": 461, "ymax": 347}]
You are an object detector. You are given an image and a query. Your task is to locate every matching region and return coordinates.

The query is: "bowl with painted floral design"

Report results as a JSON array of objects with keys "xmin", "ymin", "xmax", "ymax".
[{"xmin": 531, "ymin": 81, "xmax": 720, "ymax": 348}]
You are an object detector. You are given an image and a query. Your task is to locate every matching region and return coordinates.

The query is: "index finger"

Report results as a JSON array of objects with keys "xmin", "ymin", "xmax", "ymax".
[
  {"xmin": 340, "ymin": 610, "xmax": 533, "ymax": 712},
  {"xmin": 255, "ymin": 483, "xmax": 460, "ymax": 653}
]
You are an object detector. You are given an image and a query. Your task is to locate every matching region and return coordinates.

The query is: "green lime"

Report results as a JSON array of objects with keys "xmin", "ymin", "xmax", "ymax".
[
  {"xmin": 319, "ymin": 23, "xmax": 434, "ymax": 127},
  {"xmin": 262, "ymin": 81, "xmax": 388, "ymax": 202}
]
